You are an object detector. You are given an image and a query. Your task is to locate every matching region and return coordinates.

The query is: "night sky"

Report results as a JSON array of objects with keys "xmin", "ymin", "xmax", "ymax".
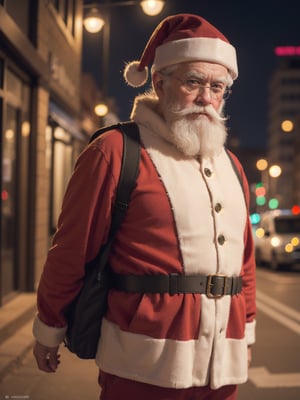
[{"xmin": 82, "ymin": 0, "xmax": 300, "ymax": 149}]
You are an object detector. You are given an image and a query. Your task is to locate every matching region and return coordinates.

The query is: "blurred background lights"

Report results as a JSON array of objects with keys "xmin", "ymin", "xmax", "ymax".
[
  {"xmin": 291, "ymin": 205, "xmax": 300, "ymax": 215},
  {"xmin": 1, "ymin": 190, "xmax": 9, "ymax": 201},
  {"xmin": 291, "ymin": 237, "xmax": 299, "ymax": 246},
  {"xmin": 255, "ymin": 186, "xmax": 266, "ymax": 197},
  {"xmin": 250, "ymin": 213, "xmax": 261, "ymax": 225},
  {"xmin": 255, "ymin": 228, "xmax": 265, "ymax": 239},
  {"xmin": 274, "ymin": 46, "xmax": 300, "ymax": 56},
  {"xmin": 94, "ymin": 103, "xmax": 109, "ymax": 117},
  {"xmin": 269, "ymin": 165, "xmax": 282, "ymax": 178},
  {"xmin": 268, "ymin": 198, "xmax": 279, "ymax": 209},
  {"xmin": 271, "ymin": 237, "xmax": 280, "ymax": 247},
  {"xmin": 285, "ymin": 243, "xmax": 293, "ymax": 253},
  {"xmin": 256, "ymin": 196, "xmax": 266, "ymax": 206},
  {"xmin": 281, "ymin": 119, "xmax": 294, "ymax": 133},
  {"xmin": 5, "ymin": 129, "xmax": 14, "ymax": 140},
  {"xmin": 21, "ymin": 121, "xmax": 31, "ymax": 137},
  {"xmin": 256, "ymin": 159, "xmax": 268, "ymax": 171}
]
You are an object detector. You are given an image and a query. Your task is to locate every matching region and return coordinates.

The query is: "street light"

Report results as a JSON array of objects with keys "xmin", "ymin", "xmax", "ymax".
[
  {"xmin": 83, "ymin": 1, "xmax": 165, "ymax": 34},
  {"xmin": 83, "ymin": 7, "xmax": 105, "ymax": 33},
  {"xmin": 140, "ymin": 0, "xmax": 165, "ymax": 15},
  {"xmin": 83, "ymin": 0, "xmax": 165, "ymax": 121}
]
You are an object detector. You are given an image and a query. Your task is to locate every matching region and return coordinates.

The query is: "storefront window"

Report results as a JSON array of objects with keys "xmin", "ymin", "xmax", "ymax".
[
  {"xmin": 47, "ymin": 99, "xmax": 85, "ymax": 236},
  {"xmin": 1, "ymin": 105, "xmax": 17, "ymax": 298},
  {"xmin": 46, "ymin": 123, "xmax": 73, "ymax": 235},
  {"xmin": 0, "ymin": 59, "xmax": 3, "ymax": 88},
  {"xmin": 52, "ymin": 129, "xmax": 73, "ymax": 229},
  {"xmin": 1, "ymin": 67, "xmax": 31, "ymax": 302}
]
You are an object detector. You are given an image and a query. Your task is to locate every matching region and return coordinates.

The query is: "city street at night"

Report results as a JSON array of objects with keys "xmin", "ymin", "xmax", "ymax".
[
  {"xmin": 1, "ymin": 265, "xmax": 300, "ymax": 400},
  {"xmin": 1, "ymin": 1, "xmax": 300, "ymax": 400}
]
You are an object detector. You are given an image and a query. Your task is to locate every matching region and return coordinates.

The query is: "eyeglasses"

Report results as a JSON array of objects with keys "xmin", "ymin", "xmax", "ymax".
[{"xmin": 170, "ymin": 76, "xmax": 232, "ymax": 100}]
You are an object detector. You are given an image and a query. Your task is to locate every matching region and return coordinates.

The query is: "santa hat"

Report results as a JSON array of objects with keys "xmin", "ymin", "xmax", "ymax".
[{"xmin": 124, "ymin": 14, "xmax": 238, "ymax": 87}]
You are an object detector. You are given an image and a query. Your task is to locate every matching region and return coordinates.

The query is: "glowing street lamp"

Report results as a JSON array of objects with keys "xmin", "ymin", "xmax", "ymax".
[
  {"xmin": 83, "ymin": 8, "xmax": 105, "ymax": 33},
  {"xmin": 83, "ymin": 1, "xmax": 165, "ymax": 33},
  {"xmin": 140, "ymin": 0, "xmax": 165, "ymax": 16},
  {"xmin": 83, "ymin": 0, "xmax": 165, "ymax": 120}
]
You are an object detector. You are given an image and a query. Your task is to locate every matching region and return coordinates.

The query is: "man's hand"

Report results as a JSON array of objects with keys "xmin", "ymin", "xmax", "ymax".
[{"xmin": 33, "ymin": 341, "xmax": 60, "ymax": 373}]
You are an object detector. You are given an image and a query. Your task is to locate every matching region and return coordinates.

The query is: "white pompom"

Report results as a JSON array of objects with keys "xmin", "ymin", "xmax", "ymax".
[{"xmin": 123, "ymin": 61, "xmax": 148, "ymax": 87}]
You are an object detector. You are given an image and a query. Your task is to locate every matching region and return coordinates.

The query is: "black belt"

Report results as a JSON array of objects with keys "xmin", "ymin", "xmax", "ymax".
[{"xmin": 110, "ymin": 273, "xmax": 242, "ymax": 298}]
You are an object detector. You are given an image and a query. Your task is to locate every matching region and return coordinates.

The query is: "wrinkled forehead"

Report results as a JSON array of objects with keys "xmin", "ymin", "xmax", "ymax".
[{"xmin": 175, "ymin": 61, "xmax": 230, "ymax": 80}]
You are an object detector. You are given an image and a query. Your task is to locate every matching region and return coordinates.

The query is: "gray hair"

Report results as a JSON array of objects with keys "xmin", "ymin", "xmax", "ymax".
[{"xmin": 152, "ymin": 63, "xmax": 234, "ymax": 87}]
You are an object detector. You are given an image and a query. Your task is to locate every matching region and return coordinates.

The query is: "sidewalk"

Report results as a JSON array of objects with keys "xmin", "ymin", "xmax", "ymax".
[
  {"xmin": 0, "ymin": 294, "xmax": 37, "ymax": 382},
  {"xmin": 0, "ymin": 319, "xmax": 99, "ymax": 400},
  {"xmin": 0, "ymin": 293, "xmax": 100, "ymax": 399}
]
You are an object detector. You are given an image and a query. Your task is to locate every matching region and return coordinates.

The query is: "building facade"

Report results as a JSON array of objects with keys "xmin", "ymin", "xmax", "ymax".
[
  {"xmin": 267, "ymin": 50, "xmax": 300, "ymax": 208},
  {"xmin": 0, "ymin": 0, "xmax": 85, "ymax": 307}
]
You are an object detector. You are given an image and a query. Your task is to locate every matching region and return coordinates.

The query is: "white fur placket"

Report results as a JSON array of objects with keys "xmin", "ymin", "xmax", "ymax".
[{"xmin": 137, "ymin": 128, "xmax": 246, "ymax": 278}]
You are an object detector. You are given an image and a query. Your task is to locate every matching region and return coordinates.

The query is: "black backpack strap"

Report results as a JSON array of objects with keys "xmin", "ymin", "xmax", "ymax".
[
  {"xmin": 88, "ymin": 122, "xmax": 122, "ymax": 143},
  {"xmin": 95, "ymin": 121, "xmax": 141, "ymax": 274},
  {"xmin": 110, "ymin": 121, "xmax": 141, "ymax": 237}
]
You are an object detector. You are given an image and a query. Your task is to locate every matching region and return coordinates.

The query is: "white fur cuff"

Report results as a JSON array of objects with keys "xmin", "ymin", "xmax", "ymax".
[
  {"xmin": 32, "ymin": 314, "xmax": 67, "ymax": 347},
  {"xmin": 245, "ymin": 320, "xmax": 256, "ymax": 345}
]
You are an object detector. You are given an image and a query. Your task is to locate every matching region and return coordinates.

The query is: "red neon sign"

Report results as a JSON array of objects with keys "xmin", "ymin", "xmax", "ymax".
[{"xmin": 274, "ymin": 46, "xmax": 300, "ymax": 56}]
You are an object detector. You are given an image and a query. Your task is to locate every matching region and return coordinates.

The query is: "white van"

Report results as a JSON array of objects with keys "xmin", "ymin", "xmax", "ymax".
[{"xmin": 255, "ymin": 209, "xmax": 300, "ymax": 270}]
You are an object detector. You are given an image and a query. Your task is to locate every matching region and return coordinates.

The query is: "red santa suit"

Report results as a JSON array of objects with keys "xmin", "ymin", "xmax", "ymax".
[{"xmin": 33, "ymin": 94, "xmax": 256, "ymax": 390}]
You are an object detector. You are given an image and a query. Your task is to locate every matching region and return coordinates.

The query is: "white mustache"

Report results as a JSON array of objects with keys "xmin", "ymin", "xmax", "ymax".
[{"xmin": 167, "ymin": 104, "xmax": 227, "ymax": 122}]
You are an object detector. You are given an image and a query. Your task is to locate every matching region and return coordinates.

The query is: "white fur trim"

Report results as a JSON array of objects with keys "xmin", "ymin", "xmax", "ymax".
[
  {"xmin": 245, "ymin": 319, "xmax": 256, "ymax": 345},
  {"xmin": 123, "ymin": 61, "xmax": 149, "ymax": 87},
  {"xmin": 97, "ymin": 318, "xmax": 248, "ymax": 389},
  {"xmin": 32, "ymin": 314, "xmax": 67, "ymax": 347},
  {"xmin": 137, "ymin": 124, "xmax": 246, "ymax": 276},
  {"xmin": 153, "ymin": 37, "xmax": 238, "ymax": 79}
]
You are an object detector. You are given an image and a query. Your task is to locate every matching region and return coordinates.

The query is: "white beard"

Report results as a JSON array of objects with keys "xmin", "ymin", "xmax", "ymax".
[{"xmin": 161, "ymin": 99, "xmax": 228, "ymax": 158}]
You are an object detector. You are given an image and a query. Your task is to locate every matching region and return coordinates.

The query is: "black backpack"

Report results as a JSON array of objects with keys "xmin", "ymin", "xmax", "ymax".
[{"xmin": 64, "ymin": 121, "xmax": 140, "ymax": 359}]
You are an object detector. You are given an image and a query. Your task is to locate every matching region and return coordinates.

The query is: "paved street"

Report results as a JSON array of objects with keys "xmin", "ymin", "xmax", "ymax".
[
  {"xmin": 238, "ymin": 266, "xmax": 300, "ymax": 400},
  {"xmin": 1, "ymin": 266, "xmax": 300, "ymax": 400}
]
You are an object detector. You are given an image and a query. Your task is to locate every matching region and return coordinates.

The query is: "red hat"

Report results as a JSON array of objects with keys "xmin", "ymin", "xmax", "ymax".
[{"xmin": 124, "ymin": 14, "xmax": 238, "ymax": 87}]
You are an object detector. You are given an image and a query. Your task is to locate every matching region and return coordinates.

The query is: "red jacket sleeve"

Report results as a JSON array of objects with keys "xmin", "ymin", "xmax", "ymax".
[{"xmin": 36, "ymin": 131, "xmax": 123, "ymax": 327}]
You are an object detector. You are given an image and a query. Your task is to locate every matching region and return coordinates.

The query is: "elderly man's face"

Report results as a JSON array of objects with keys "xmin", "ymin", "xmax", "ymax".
[
  {"xmin": 153, "ymin": 61, "xmax": 230, "ymax": 157},
  {"xmin": 155, "ymin": 61, "xmax": 229, "ymax": 116}
]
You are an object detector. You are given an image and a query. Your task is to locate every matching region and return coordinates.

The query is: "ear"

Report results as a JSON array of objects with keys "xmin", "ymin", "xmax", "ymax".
[{"xmin": 152, "ymin": 71, "xmax": 164, "ymax": 96}]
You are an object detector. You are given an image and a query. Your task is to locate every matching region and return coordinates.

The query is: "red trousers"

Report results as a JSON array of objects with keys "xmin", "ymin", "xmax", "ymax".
[{"xmin": 99, "ymin": 371, "xmax": 238, "ymax": 400}]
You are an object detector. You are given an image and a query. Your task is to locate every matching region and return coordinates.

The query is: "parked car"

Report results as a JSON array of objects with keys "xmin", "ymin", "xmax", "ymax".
[{"xmin": 255, "ymin": 209, "xmax": 300, "ymax": 270}]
